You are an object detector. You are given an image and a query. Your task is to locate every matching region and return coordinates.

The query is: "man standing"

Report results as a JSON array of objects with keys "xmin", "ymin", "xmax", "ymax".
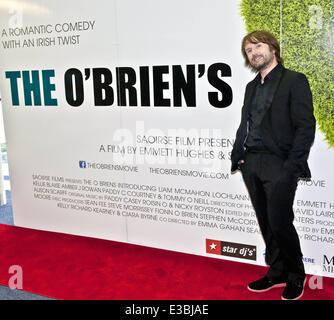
[{"xmin": 231, "ymin": 30, "xmax": 316, "ymax": 300}]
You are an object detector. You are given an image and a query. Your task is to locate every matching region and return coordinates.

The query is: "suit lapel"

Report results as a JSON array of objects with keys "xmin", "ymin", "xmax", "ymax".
[
  {"xmin": 262, "ymin": 66, "xmax": 285, "ymax": 113},
  {"xmin": 242, "ymin": 66, "xmax": 286, "ymax": 158},
  {"xmin": 260, "ymin": 67, "xmax": 287, "ymax": 159},
  {"xmin": 245, "ymin": 66, "xmax": 286, "ymax": 117},
  {"xmin": 244, "ymin": 76, "xmax": 259, "ymax": 117}
]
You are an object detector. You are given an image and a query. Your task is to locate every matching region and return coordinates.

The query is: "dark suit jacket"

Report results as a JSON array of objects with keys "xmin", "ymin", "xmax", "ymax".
[{"xmin": 231, "ymin": 66, "xmax": 316, "ymax": 178}]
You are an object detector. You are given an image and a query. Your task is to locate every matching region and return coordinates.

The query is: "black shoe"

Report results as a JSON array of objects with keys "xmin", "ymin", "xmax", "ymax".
[
  {"xmin": 281, "ymin": 277, "xmax": 306, "ymax": 300},
  {"xmin": 247, "ymin": 276, "xmax": 287, "ymax": 292}
]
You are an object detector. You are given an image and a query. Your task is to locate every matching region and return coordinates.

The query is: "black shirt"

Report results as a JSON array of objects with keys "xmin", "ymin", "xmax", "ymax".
[{"xmin": 245, "ymin": 63, "xmax": 283, "ymax": 151}]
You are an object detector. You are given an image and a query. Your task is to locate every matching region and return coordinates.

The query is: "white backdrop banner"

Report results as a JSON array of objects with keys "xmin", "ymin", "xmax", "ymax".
[{"xmin": 0, "ymin": 0, "xmax": 333, "ymax": 278}]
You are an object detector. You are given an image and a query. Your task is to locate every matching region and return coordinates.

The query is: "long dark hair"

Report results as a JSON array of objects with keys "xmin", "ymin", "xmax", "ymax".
[{"xmin": 242, "ymin": 30, "xmax": 283, "ymax": 70}]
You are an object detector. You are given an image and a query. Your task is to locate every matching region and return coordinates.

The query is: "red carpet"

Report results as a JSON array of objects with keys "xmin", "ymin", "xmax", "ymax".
[{"xmin": 0, "ymin": 224, "xmax": 333, "ymax": 300}]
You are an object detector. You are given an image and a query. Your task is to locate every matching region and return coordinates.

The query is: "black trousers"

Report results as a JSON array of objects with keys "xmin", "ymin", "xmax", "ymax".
[{"xmin": 240, "ymin": 151, "xmax": 305, "ymax": 282}]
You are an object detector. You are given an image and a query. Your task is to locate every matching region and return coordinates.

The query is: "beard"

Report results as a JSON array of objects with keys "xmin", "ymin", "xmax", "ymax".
[{"xmin": 250, "ymin": 51, "xmax": 275, "ymax": 71}]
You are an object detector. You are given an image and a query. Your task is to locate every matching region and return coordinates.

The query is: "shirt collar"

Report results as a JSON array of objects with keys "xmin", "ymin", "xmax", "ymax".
[
  {"xmin": 255, "ymin": 63, "xmax": 283, "ymax": 84},
  {"xmin": 265, "ymin": 63, "xmax": 283, "ymax": 81}
]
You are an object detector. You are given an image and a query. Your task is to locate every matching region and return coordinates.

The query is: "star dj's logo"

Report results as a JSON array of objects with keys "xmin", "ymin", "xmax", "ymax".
[
  {"xmin": 205, "ymin": 239, "xmax": 221, "ymax": 255},
  {"xmin": 205, "ymin": 239, "xmax": 257, "ymax": 261}
]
